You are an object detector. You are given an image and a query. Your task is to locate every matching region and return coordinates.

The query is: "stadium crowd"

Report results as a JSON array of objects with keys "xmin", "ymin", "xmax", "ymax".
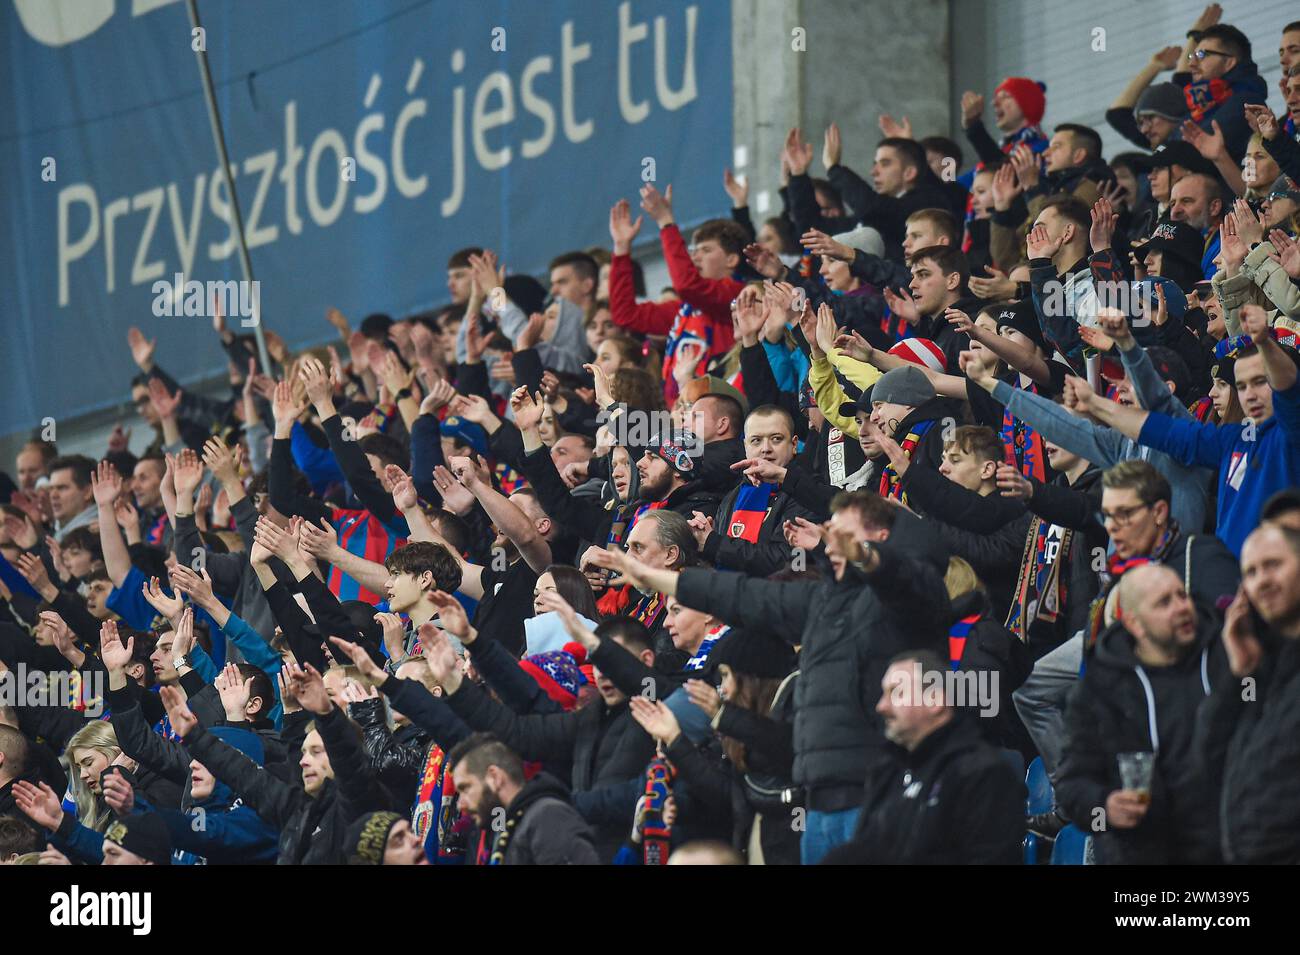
[{"xmin": 2, "ymin": 4, "xmax": 1300, "ymax": 867}]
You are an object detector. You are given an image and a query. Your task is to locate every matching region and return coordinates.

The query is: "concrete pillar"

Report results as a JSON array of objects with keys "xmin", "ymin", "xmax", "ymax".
[{"xmin": 731, "ymin": 0, "xmax": 951, "ymax": 224}]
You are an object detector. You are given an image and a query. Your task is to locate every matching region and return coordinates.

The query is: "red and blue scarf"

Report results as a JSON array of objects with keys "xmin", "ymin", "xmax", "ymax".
[
  {"xmin": 877, "ymin": 419, "xmax": 934, "ymax": 502},
  {"xmin": 948, "ymin": 613, "xmax": 981, "ymax": 670},
  {"xmin": 641, "ymin": 756, "xmax": 676, "ymax": 865},
  {"xmin": 1000, "ymin": 379, "xmax": 1048, "ymax": 481},
  {"xmin": 1183, "ymin": 78, "xmax": 1233, "ymax": 123},
  {"xmin": 727, "ymin": 482, "xmax": 776, "ymax": 543}
]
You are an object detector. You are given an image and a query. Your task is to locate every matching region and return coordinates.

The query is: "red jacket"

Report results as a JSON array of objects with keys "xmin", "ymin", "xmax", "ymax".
[{"xmin": 609, "ymin": 224, "xmax": 742, "ymax": 401}]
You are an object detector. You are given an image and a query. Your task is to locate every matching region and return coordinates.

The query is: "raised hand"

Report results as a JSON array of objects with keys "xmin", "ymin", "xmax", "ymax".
[
  {"xmin": 142, "ymin": 575, "xmax": 184, "ymax": 623},
  {"xmin": 822, "ymin": 122, "xmax": 842, "ymax": 171},
  {"xmin": 783, "ymin": 127, "xmax": 813, "ymax": 176},
  {"xmin": 431, "ymin": 465, "xmax": 476, "ymax": 514},
  {"xmin": 288, "ymin": 661, "xmax": 333, "ymax": 715},
  {"xmin": 160, "ymin": 685, "xmax": 198, "ymax": 736},
  {"xmin": 1220, "ymin": 210, "xmax": 1248, "ymax": 271},
  {"xmin": 1181, "ymin": 119, "xmax": 1226, "ymax": 162},
  {"xmin": 202, "ymin": 436, "xmax": 240, "ymax": 489},
  {"xmin": 1097, "ymin": 306, "xmax": 1135, "ymax": 347},
  {"xmin": 639, "ymin": 182, "xmax": 675, "ymax": 228},
  {"xmin": 882, "ymin": 286, "xmax": 920, "ymax": 326},
  {"xmin": 420, "ymin": 627, "xmax": 463, "ymax": 693},
  {"xmin": 1243, "ymin": 103, "xmax": 1279, "ymax": 141},
  {"xmin": 722, "ymin": 167, "xmax": 748, "ymax": 207},
  {"xmin": 12, "ymin": 779, "xmax": 64, "ymax": 831},
  {"xmin": 271, "ymin": 378, "xmax": 304, "ymax": 433},
  {"xmin": 14, "ymin": 553, "xmax": 56, "ymax": 600},
  {"xmin": 1230, "ymin": 198, "xmax": 1265, "ymax": 247},
  {"xmin": 215, "ymin": 662, "xmax": 254, "ymax": 721},
  {"xmin": 516, "ymin": 311, "xmax": 547, "ymax": 352},
  {"xmin": 1221, "ymin": 584, "xmax": 1262, "ymax": 677},
  {"xmin": 297, "ymin": 517, "xmax": 339, "ymax": 561},
  {"xmin": 877, "ymin": 114, "xmax": 913, "ymax": 139},
  {"xmin": 1268, "ymin": 229, "xmax": 1300, "ymax": 280},
  {"xmin": 996, "ymin": 463, "xmax": 1034, "ymax": 500},
  {"xmin": 628, "ymin": 696, "xmax": 681, "ymax": 746},
  {"xmin": 989, "ymin": 163, "xmax": 1021, "ymax": 213},
  {"xmin": 1026, "ymin": 223, "xmax": 1065, "ymax": 261},
  {"xmin": 429, "ymin": 591, "xmax": 476, "ymax": 645},
  {"xmin": 585, "ymin": 361, "xmax": 615, "ymax": 410},
  {"xmin": 298, "ymin": 355, "xmax": 335, "ymax": 412},
  {"xmin": 743, "ymin": 241, "xmax": 785, "ymax": 279},
  {"xmin": 1009, "ymin": 144, "xmax": 1040, "ymax": 191},
  {"xmin": 609, "ymin": 199, "xmax": 644, "ymax": 253},
  {"xmin": 945, "ymin": 307, "xmax": 977, "ymax": 336},
  {"xmin": 801, "ymin": 228, "xmax": 853, "ymax": 262},
  {"xmin": 585, "ymin": 546, "xmax": 656, "ymax": 591},
  {"xmin": 684, "ymin": 678, "xmax": 722, "ymax": 717},
  {"xmin": 1239, "ymin": 304, "xmax": 1271, "ymax": 345},
  {"xmin": 1089, "ymin": 196, "xmax": 1119, "ymax": 252},
  {"xmin": 385, "ymin": 464, "xmax": 419, "ymax": 511},
  {"xmin": 783, "ymin": 516, "xmax": 823, "ymax": 551},
  {"xmin": 510, "ymin": 386, "xmax": 546, "ymax": 432},
  {"xmin": 38, "ymin": 611, "xmax": 78, "ymax": 661},
  {"xmin": 687, "ymin": 510, "xmax": 714, "ymax": 549},
  {"xmin": 1061, "ymin": 376, "xmax": 1097, "ymax": 415},
  {"xmin": 448, "ymin": 392, "xmax": 493, "ymax": 426},
  {"xmin": 172, "ymin": 448, "xmax": 204, "ymax": 499},
  {"xmin": 1151, "ymin": 44, "xmax": 1183, "ymax": 70},
  {"xmin": 276, "ymin": 667, "xmax": 302, "ymax": 713},
  {"xmin": 148, "ymin": 378, "xmax": 182, "ymax": 420},
  {"xmin": 91, "ymin": 460, "xmax": 122, "ymax": 509},
  {"xmin": 1078, "ymin": 325, "xmax": 1117, "ymax": 353},
  {"xmin": 253, "ymin": 515, "xmax": 303, "ymax": 567},
  {"xmin": 448, "ymin": 455, "xmax": 491, "ymax": 491},
  {"xmin": 168, "ymin": 562, "xmax": 216, "ymax": 609},
  {"xmin": 101, "ymin": 770, "xmax": 136, "ymax": 817},
  {"xmin": 99, "ymin": 620, "xmax": 134, "ymax": 672},
  {"xmin": 731, "ymin": 457, "xmax": 788, "ymax": 487},
  {"xmin": 673, "ymin": 341, "xmax": 707, "ymax": 387},
  {"xmin": 420, "ymin": 377, "xmax": 457, "ymax": 416},
  {"xmin": 330, "ymin": 636, "xmax": 389, "ymax": 686},
  {"xmin": 960, "ymin": 91, "xmax": 984, "ymax": 126},
  {"xmin": 171, "ymin": 606, "xmax": 196, "ymax": 660},
  {"xmin": 127, "ymin": 326, "xmax": 157, "ymax": 371}
]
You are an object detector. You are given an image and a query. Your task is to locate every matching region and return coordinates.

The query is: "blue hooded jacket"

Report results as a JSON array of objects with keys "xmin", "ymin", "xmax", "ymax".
[{"xmin": 152, "ymin": 726, "xmax": 280, "ymax": 864}]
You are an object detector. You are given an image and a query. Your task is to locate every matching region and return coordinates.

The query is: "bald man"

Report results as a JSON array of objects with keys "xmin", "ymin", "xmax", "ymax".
[
  {"xmin": 1198, "ymin": 525, "xmax": 1300, "ymax": 863},
  {"xmin": 1056, "ymin": 564, "xmax": 1227, "ymax": 864}
]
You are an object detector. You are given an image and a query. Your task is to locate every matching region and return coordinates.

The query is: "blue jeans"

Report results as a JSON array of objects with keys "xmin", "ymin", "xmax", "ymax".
[{"xmin": 801, "ymin": 807, "xmax": 862, "ymax": 864}]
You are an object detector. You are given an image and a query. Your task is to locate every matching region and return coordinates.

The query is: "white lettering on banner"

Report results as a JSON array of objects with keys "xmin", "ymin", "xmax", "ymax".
[{"xmin": 53, "ymin": 7, "xmax": 705, "ymax": 308}]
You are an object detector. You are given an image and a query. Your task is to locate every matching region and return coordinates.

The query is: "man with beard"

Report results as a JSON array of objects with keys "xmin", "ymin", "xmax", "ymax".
[{"xmin": 447, "ymin": 732, "xmax": 597, "ymax": 865}]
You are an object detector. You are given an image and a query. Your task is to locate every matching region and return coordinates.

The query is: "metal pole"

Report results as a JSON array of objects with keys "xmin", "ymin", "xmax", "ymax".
[{"xmin": 185, "ymin": 0, "xmax": 272, "ymax": 376}]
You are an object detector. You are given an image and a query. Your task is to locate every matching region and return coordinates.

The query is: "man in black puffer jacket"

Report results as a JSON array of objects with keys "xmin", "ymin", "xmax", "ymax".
[
  {"xmin": 586, "ymin": 491, "xmax": 953, "ymax": 865},
  {"xmin": 1056, "ymin": 564, "xmax": 1226, "ymax": 864},
  {"xmin": 822, "ymin": 649, "xmax": 1024, "ymax": 864},
  {"xmin": 169, "ymin": 666, "xmax": 389, "ymax": 865}
]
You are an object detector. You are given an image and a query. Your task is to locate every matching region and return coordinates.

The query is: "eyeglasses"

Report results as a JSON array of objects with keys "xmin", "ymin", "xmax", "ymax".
[
  {"xmin": 1101, "ymin": 503, "xmax": 1152, "ymax": 526},
  {"xmin": 1193, "ymin": 48, "xmax": 1232, "ymax": 60}
]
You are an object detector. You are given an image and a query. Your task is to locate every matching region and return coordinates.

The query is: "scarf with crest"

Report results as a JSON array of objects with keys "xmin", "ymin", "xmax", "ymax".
[{"xmin": 877, "ymin": 419, "xmax": 934, "ymax": 502}]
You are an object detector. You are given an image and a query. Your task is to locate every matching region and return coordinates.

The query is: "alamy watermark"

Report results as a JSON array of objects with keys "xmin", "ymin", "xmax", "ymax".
[
  {"xmin": 150, "ymin": 273, "xmax": 260, "ymax": 326},
  {"xmin": 889, "ymin": 662, "xmax": 1000, "ymax": 718},
  {"xmin": 0, "ymin": 663, "xmax": 105, "ymax": 717}
]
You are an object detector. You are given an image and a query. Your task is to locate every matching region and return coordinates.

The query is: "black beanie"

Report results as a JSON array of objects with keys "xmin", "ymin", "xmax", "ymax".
[
  {"xmin": 707, "ymin": 628, "xmax": 796, "ymax": 679},
  {"xmin": 103, "ymin": 813, "xmax": 172, "ymax": 865},
  {"xmin": 345, "ymin": 811, "xmax": 404, "ymax": 865}
]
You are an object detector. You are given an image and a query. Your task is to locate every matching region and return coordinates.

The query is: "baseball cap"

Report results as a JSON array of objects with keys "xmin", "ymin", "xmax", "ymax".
[
  {"xmin": 1143, "ymin": 221, "xmax": 1204, "ymax": 272},
  {"xmin": 1132, "ymin": 141, "xmax": 1217, "ymax": 177}
]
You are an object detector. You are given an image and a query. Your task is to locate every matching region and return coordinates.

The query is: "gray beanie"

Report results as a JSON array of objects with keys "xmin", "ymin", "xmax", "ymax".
[
  {"xmin": 871, "ymin": 365, "xmax": 936, "ymax": 408},
  {"xmin": 832, "ymin": 225, "xmax": 885, "ymax": 258},
  {"xmin": 1134, "ymin": 83, "xmax": 1189, "ymax": 122}
]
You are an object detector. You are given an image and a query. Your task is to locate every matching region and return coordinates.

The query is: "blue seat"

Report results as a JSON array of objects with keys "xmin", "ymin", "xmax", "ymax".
[
  {"xmin": 1023, "ymin": 757, "xmax": 1053, "ymax": 864},
  {"xmin": 1050, "ymin": 824, "xmax": 1089, "ymax": 865}
]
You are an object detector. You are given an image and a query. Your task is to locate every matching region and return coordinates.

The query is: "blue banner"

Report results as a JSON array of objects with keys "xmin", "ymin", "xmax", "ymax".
[{"xmin": 1, "ymin": 0, "xmax": 732, "ymax": 436}]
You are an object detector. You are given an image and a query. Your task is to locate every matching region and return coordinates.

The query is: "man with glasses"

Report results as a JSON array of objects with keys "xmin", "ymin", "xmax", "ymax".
[{"xmin": 1173, "ymin": 23, "xmax": 1268, "ymax": 162}]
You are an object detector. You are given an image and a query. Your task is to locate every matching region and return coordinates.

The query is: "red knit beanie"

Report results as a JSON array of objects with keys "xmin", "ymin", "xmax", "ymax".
[{"xmin": 996, "ymin": 77, "xmax": 1046, "ymax": 126}]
